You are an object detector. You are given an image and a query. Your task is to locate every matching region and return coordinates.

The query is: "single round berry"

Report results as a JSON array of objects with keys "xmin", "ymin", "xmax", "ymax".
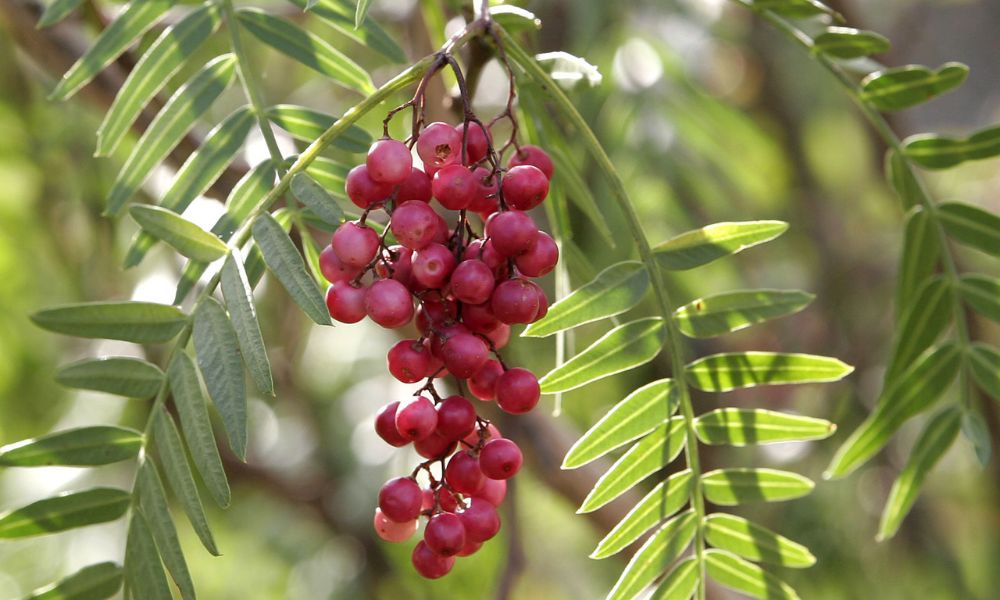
[
  {"xmin": 423, "ymin": 339, "xmax": 447, "ymax": 378},
  {"xmin": 412, "ymin": 540, "xmax": 455, "ymax": 579},
  {"xmin": 326, "ymin": 281, "xmax": 367, "ymax": 323},
  {"xmin": 467, "ymin": 238, "xmax": 505, "ymax": 272},
  {"xmin": 508, "ymin": 144, "xmax": 554, "ymax": 179},
  {"xmin": 373, "ymin": 507, "xmax": 417, "ymax": 542},
  {"xmin": 530, "ymin": 282, "xmax": 549, "ymax": 322},
  {"xmin": 450, "ymin": 259, "xmax": 495, "ymax": 305},
  {"xmin": 486, "ymin": 210, "xmax": 537, "ymax": 257},
  {"xmin": 469, "ymin": 359, "xmax": 504, "ymax": 401},
  {"xmin": 345, "ymin": 164, "xmax": 392, "ymax": 209},
  {"xmin": 375, "ymin": 401, "xmax": 409, "ymax": 447},
  {"xmin": 319, "ymin": 245, "xmax": 361, "ymax": 283},
  {"xmin": 387, "ymin": 340, "xmax": 430, "ymax": 383},
  {"xmin": 416, "ymin": 299, "xmax": 457, "ymax": 333},
  {"xmin": 414, "ymin": 431, "xmax": 458, "ymax": 460},
  {"xmin": 378, "ymin": 477, "xmax": 422, "ymax": 523},
  {"xmin": 495, "ymin": 368, "xmax": 540, "ymax": 414},
  {"xmin": 376, "ymin": 245, "xmax": 414, "ymax": 288},
  {"xmin": 423, "ymin": 488, "xmax": 460, "ymax": 513},
  {"xmin": 479, "ymin": 438, "xmax": 523, "ymax": 480},
  {"xmin": 515, "ymin": 231, "xmax": 559, "ymax": 278},
  {"xmin": 331, "ymin": 221, "xmax": 379, "ymax": 269},
  {"xmin": 394, "ymin": 396, "xmax": 438, "ymax": 441},
  {"xmin": 396, "ymin": 167, "xmax": 432, "ymax": 202},
  {"xmin": 412, "ymin": 243, "xmax": 457, "ymax": 289},
  {"xmin": 445, "ymin": 451, "xmax": 486, "ymax": 495},
  {"xmin": 432, "ymin": 164, "xmax": 479, "ymax": 210},
  {"xmin": 424, "ymin": 512, "xmax": 466, "ymax": 557},
  {"xmin": 503, "ymin": 165, "xmax": 549, "ymax": 210},
  {"xmin": 468, "ymin": 166, "xmax": 499, "ymax": 213},
  {"xmin": 462, "ymin": 422, "xmax": 502, "ymax": 449},
  {"xmin": 367, "ymin": 139, "xmax": 413, "ymax": 185},
  {"xmin": 432, "ymin": 212, "xmax": 450, "ymax": 245},
  {"xmin": 416, "ymin": 122, "xmax": 462, "ymax": 171},
  {"xmin": 441, "ymin": 333, "xmax": 490, "ymax": 379},
  {"xmin": 390, "ymin": 200, "xmax": 439, "ymax": 250},
  {"xmin": 462, "ymin": 302, "xmax": 499, "ymax": 334},
  {"xmin": 474, "ymin": 478, "xmax": 508, "ymax": 507},
  {"xmin": 431, "ymin": 322, "xmax": 470, "ymax": 359},
  {"xmin": 459, "ymin": 498, "xmax": 501, "ymax": 542},
  {"xmin": 455, "ymin": 123, "xmax": 491, "ymax": 164},
  {"xmin": 491, "ymin": 278, "xmax": 541, "ymax": 324},
  {"xmin": 484, "ymin": 322, "xmax": 511, "ymax": 349},
  {"xmin": 365, "ymin": 279, "xmax": 414, "ymax": 328},
  {"xmin": 436, "ymin": 395, "xmax": 477, "ymax": 440},
  {"xmin": 457, "ymin": 540, "xmax": 483, "ymax": 557}
]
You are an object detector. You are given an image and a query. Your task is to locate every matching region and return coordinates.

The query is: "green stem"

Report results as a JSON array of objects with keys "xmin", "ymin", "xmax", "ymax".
[{"xmin": 496, "ymin": 26, "xmax": 709, "ymax": 597}]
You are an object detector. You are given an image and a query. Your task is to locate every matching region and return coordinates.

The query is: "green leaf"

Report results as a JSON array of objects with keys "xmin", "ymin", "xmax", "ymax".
[
  {"xmin": 96, "ymin": 4, "xmax": 223, "ymax": 155},
  {"xmin": 252, "ymin": 212, "xmax": 332, "ymax": 326},
  {"xmin": 37, "ymin": 0, "xmax": 84, "ymax": 28},
  {"xmin": 704, "ymin": 513, "xmax": 815, "ymax": 568},
  {"xmin": 546, "ymin": 146, "xmax": 616, "ymax": 248},
  {"xmin": 236, "ymin": 8, "xmax": 374, "ymax": 94},
  {"xmin": 266, "ymin": 104, "xmax": 371, "ymax": 153},
  {"xmin": 25, "ymin": 562, "xmax": 123, "ymax": 600},
  {"xmin": 885, "ymin": 277, "xmax": 952, "ymax": 383},
  {"xmin": 886, "ymin": 150, "xmax": 923, "ymax": 211},
  {"xmin": 563, "ymin": 379, "xmax": 677, "ymax": 469},
  {"xmin": 221, "ymin": 253, "xmax": 274, "ymax": 395},
  {"xmin": 903, "ymin": 125, "xmax": 1000, "ymax": 170},
  {"xmin": 168, "ymin": 353, "xmax": 231, "ymax": 507},
  {"xmin": 0, "ymin": 488, "xmax": 129, "ymax": 538},
  {"xmin": 539, "ymin": 318, "xmax": 666, "ymax": 394},
  {"xmin": 579, "ymin": 419, "xmax": 686, "ymax": 513},
  {"xmin": 938, "ymin": 202, "xmax": 1000, "ymax": 258},
  {"xmin": 896, "ymin": 207, "xmax": 939, "ymax": 312},
  {"xmin": 694, "ymin": 409, "xmax": 836, "ymax": 446},
  {"xmin": 686, "ymin": 352, "xmax": 853, "ymax": 392},
  {"xmin": 489, "ymin": 5, "xmax": 542, "ymax": 32},
  {"xmin": 705, "ymin": 549, "xmax": 801, "ymax": 600},
  {"xmin": 355, "ymin": 0, "xmax": 372, "ymax": 28},
  {"xmin": 654, "ymin": 221, "xmax": 788, "ymax": 271},
  {"xmin": 135, "ymin": 462, "xmax": 195, "ymax": 600},
  {"xmin": 813, "ymin": 27, "xmax": 890, "ymax": 59},
  {"xmin": 291, "ymin": 173, "xmax": 345, "ymax": 227},
  {"xmin": 961, "ymin": 409, "xmax": 991, "ymax": 468},
  {"xmin": 151, "ymin": 407, "xmax": 219, "ymax": 555},
  {"xmin": 128, "ymin": 205, "xmax": 228, "ymax": 263},
  {"xmin": 702, "ymin": 469, "xmax": 814, "ymax": 505},
  {"xmin": 750, "ymin": 0, "xmax": 837, "ymax": 19},
  {"xmin": 649, "ymin": 558, "xmax": 699, "ymax": 600},
  {"xmin": 305, "ymin": 157, "xmax": 351, "ymax": 192},
  {"xmin": 50, "ymin": 0, "xmax": 172, "ymax": 100},
  {"xmin": 125, "ymin": 106, "xmax": 254, "ymax": 267},
  {"xmin": 193, "ymin": 297, "xmax": 248, "ymax": 461},
  {"xmin": 523, "ymin": 261, "xmax": 649, "ymax": 338},
  {"xmin": 0, "ymin": 426, "xmax": 142, "ymax": 467},
  {"xmin": 860, "ymin": 62, "xmax": 969, "ymax": 112},
  {"xmin": 607, "ymin": 511, "xmax": 697, "ymax": 600},
  {"xmin": 105, "ymin": 54, "xmax": 237, "ymax": 216},
  {"xmin": 969, "ymin": 343, "xmax": 1000, "ymax": 403},
  {"xmin": 674, "ymin": 289, "xmax": 814, "ymax": 338},
  {"xmin": 958, "ymin": 275, "xmax": 1000, "ymax": 323},
  {"xmin": 32, "ymin": 302, "xmax": 187, "ymax": 343},
  {"xmin": 124, "ymin": 511, "xmax": 172, "ymax": 600},
  {"xmin": 291, "ymin": 0, "xmax": 407, "ymax": 63},
  {"xmin": 592, "ymin": 470, "xmax": 692, "ymax": 559},
  {"xmin": 825, "ymin": 343, "xmax": 961, "ymax": 479},
  {"xmin": 55, "ymin": 357, "xmax": 164, "ymax": 398},
  {"xmin": 877, "ymin": 406, "xmax": 961, "ymax": 541}
]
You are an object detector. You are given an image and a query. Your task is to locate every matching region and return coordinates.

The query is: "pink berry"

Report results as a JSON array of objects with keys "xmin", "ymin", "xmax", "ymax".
[
  {"xmin": 462, "ymin": 423, "xmax": 501, "ymax": 449},
  {"xmin": 441, "ymin": 333, "xmax": 490, "ymax": 379},
  {"xmin": 450, "ymin": 259, "xmax": 496, "ymax": 305},
  {"xmin": 387, "ymin": 340, "xmax": 430, "ymax": 383},
  {"xmin": 345, "ymin": 164, "xmax": 392, "ymax": 209},
  {"xmin": 397, "ymin": 167, "xmax": 433, "ymax": 202},
  {"xmin": 412, "ymin": 243, "xmax": 457, "ymax": 289},
  {"xmin": 459, "ymin": 498, "xmax": 501, "ymax": 542},
  {"xmin": 331, "ymin": 221, "xmax": 379, "ymax": 269},
  {"xmin": 474, "ymin": 478, "xmax": 507, "ymax": 507},
  {"xmin": 412, "ymin": 540, "xmax": 455, "ymax": 579},
  {"xmin": 423, "ymin": 488, "xmax": 460, "ymax": 513},
  {"xmin": 515, "ymin": 231, "xmax": 559, "ymax": 278},
  {"xmin": 432, "ymin": 164, "xmax": 479, "ymax": 210},
  {"xmin": 468, "ymin": 166, "xmax": 499, "ymax": 213},
  {"xmin": 436, "ymin": 395, "xmax": 477, "ymax": 440},
  {"xmin": 375, "ymin": 401, "xmax": 409, "ymax": 447},
  {"xmin": 491, "ymin": 278, "xmax": 541, "ymax": 324},
  {"xmin": 484, "ymin": 322, "xmax": 511, "ymax": 349},
  {"xmin": 416, "ymin": 299, "xmax": 457, "ymax": 333},
  {"xmin": 430, "ymin": 323, "xmax": 470, "ymax": 359},
  {"xmin": 467, "ymin": 238, "xmax": 505, "ymax": 272},
  {"xmin": 373, "ymin": 507, "xmax": 417, "ymax": 542},
  {"xmin": 424, "ymin": 513, "xmax": 466, "ymax": 557},
  {"xmin": 486, "ymin": 211, "xmax": 537, "ymax": 257},
  {"xmin": 378, "ymin": 477, "xmax": 422, "ymax": 522},
  {"xmin": 469, "ymin": 359, "xmax": 504, "ymax": 401},
  {"xmin": 503, "ymin": 165, "xmax": 549, "ymax": 210},
  {"xmin": 376, "ymin": 245, "xmax": 414, "ymax": 287},
  {"xmin": 367, "ymin": 139, "xmax": 413, "ymax": 185},
  {"xmin": 365, "ymin": 279, "xmax": 414, "ymax": 328},
  {"xmin": 495, "ymin": 368, "xmax": 540, "ymax": 414},
  {"xmin": 457, "ymin": 540, "xmax": 483, "ymax": 557},
  {"xmin": 508, "ymin": 144, "xmax": 554, "ymax": 179},
  {"xmin": 455, "ymin": 123, "xmax": 491, "ymax": 164},
  {"xmin": 326, "ymin": 281, "xmax": 367, "ymax": 323},
  {"xmin": 319, "ymin": 245, "xmax": 361, "ymax": 283},
  {"xmin": 479, "ymin": 438, "xmax": 523, "ymax": 480},
  {"xmin": 530, "ymin": 283, "xmax": 549, "ymax": 322},
  {"xmin": 395, "ymin": 396, "xmax": 438, "ymax": 441},
  {"xmin": 445, "ymin": 451, "xmax": 486, "ymax": 495},
  {"xmin": 390, "ymin": 201, "xmax": 439, "ymax": 250},
  {"xmin": 416, "ymin": 122, "xmax": 462, "ymax": 171},
  {"xmin": 462, "ymin": 302, "xmax": 499, "ymax": 334},
  {"xmin": 414, "ymin": 431, "xmax": 458, "ymax": 460}
]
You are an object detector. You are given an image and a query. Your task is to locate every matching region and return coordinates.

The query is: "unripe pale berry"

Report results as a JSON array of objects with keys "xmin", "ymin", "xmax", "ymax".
[
  {"xmin": 455, "ymin": 123, "xmax": 491, "ymax": 164},
  {"xmin": 459, "ymin": 498, "xmax": 501, "ymax": 542},
  {"xmin": 469, "ymin": 359, "xmax": 504, "ymax": 401},
  {"xmin": 479, "ymin": 438, "xmax": 523, "ymax": 480},
  {"xmin": 432, "ymin": 164, "xmax": 479, "ymax": 210},
  {"xmin": 378, "ymin": 477, "xmax": 422, "ymax": 523},
  {"xmin": 412, "ymin": 243, "xmax": 457, "ymax": 289},
  {"xmin": 515, "ymin": 231, "xmax": 559, "ymax": 278},
  {"xmin": 445, "ymin": 451, "xmax": 486, "ymax": 495},
  {"xmin": 396, "ymin": 167, "xmax": 433, "ymax": 202},
  {"xmin": 486, "ymin": 210, "xmax": 537, "ymax": 257},
  {"xmin": 508, "ymin": 144, "xmax": 554, "ymax": 179},
  {"xmin": 326, "ymin": 281, "xmax": 367, "ymax": 324},
  {"xmin": 503, "ymin": 165, "xmax": 549, "ymax": 210},
  {"xmin": 387, "ymin": 339, "xmax": 430, "ymax": 383},
  {"xmin": 390, "ymin": 200, "xmax": 439, "ymax": 250},
  {"xmin": 491, "ymin": 278, "xmax": 541, "ymax": 324},
  {"xmin": 436, "ymin": 395, "xmax": 477, "ymax": 440},
  {"xmin": 365, "ymin": 279, "xmax": 414, "ymax": 328},
  {"xmin": 375, "ymin": 401, "xmax": 409, "ymax": 447},
  {"xmin": 414, "ymin": 431, "xmax": 458, "ymax": 460},
  {"xmin": 373, "ymin": 507, "xmax": 417, "ymax": 542},
  {"xmin": 367, "ymin": 139, "xmax": 413, "ymax": 185},
  {"xmin": 345, "ymin": 164, "xmax": 392, "ymax": 208},
  {"xmin": 319, "ymin": 245, "xmax": 361, "ymax": 283},
  {"xmin": 424, "ymin": 513, "xmax": 466, "ymax": 557},
  {"xmin": 331, "ymin": 221, "xmax": 379, "ymax": 269},
  {"xmin": 395, "ymin": 396, "xmax": 438, "ymax": 441},
  {"xmin": 450, "ymin": 259, "xmax": 495, "ymax": 305},
  {"xmin": 412, "ymin": 540, "xmax": 455, "ymax": 579},
  {"xmin": 495, "ymin": 368, "xmax": 540, "ymax": 414},
  {"xmin": 416, "ymin": 122, "xmax": 462, "ymax": 171}
]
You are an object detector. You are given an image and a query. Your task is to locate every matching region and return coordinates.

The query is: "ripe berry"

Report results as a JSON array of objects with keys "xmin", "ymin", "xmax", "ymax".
[
  {"xmin": 457, "ymin": 540, "xmax": 483, "ymax": 557},
  {"xmin": 466, "ymin": 238, "xmax": 505, "ymax": 272},
  {"xmin": 416, "ymin": 299, "xmax": 457, "ymax": 333},
  {"xmin": 468, "ymin": 166, "xmax": 499, "ymax": 213},
  {"xmin": 508, "ymin": 144, "xmax": 554, "ymax": 179},
  {"xmin": 486, "ymin": 211, "xmax": 537, "ymax": 257},
  {"xmin": 390, "ymin": 200, "xmax": 439, "ymax": 250},
  {"xmin": 414, "ymin": 431, "xmax": 458, "ymax": 460},
  {"xmin": 412, "ymin": 243, "xmax": 457, "ymax": 289},
  {"xmin": 530, "ymin": 283, "xmax": 549, "ymax": 322},
  {"xmin": 445, "ymin": 451, "xmax": 486, "ymax": 495},
  {"xmin": 436, "ymin": 395, "xmax": 477, "ymax": 440},
  {"xmin": 367, "ymin": 139, "xmax": 412, "ymax": 185},
  {"xmin": 378, "ymin": 477, "xmax": 422, "ymax": 523},
  {"xmin": 462, "ymin": 422, "xmax": 501, "ymax": 448},
  {"xmin": 495, "ymin": 368, "xmax": 540, "ymax": 414},
  {"xmin": 375, "ymin": 401, "xmax": 409, "ymax": 447},
  {"xmin": 424, "ymin": 513, "xmax": 466, "ymax": 557},
  {"xmin": 432, "ymin": 164, "xmax": 479, "ymax": 210},
  {"xmin": 331, "ymin": 221, "xmax": 379, "ymax": 269},
  {"xmin": 459, "ymin": 498, "xmax": 501, "ymax": 542},
  {"xmin": 397, "ymin": 167, "xmax": 433, "ymax": 202},
  {"xmin": 395, "ymin": 396, "xmax": 438, "ymax": 441},
  {"xmin": 430, "ymin": 322, "xmax": 470, "ymax": 358},
  {"xmin": 441, "ymin": 333, "xmax": 490, "ymax": 379},
  {"xmin": 455, "ymin": 123, "xmax": 491, "ymax": 164},
  {"xmin": 345, "ymin": 164, "xmax": 392, "ymax": 208},
  {"xmin": 423, "ymin": 488, "xmax": 460, "ymax": 513},
  {"xmin": 515, "ymin": 231, "xmax": 559, "ymax": 278},
  {"xmin": 450, "ymin": 259, "xmax": 495, "ymax": 305},
  {"xmin": 479, "ymin": 438, "xmax": 523, "ymax": 480},
  {"xmin": 416, "ymin": 122, "xmax": 462, "ymax": 171},
  {"xmin": 319, "ymin": 245, "xmax": 361, "ymax": 283},
  {"xmin": 365, "ymin": 279, "xmax": 414, "ymax": 328},
  {"xmin": 373, "ymin": 507, "xmax": 417, "ymax": 542},
  {"xmin": 469, "ymin": 359, "xmax": 504, "ymax": 401},
  {"xmin": 387, "ymin": 340, "xmax": 430, "ymax": 383},
  {"xmin": 491, "ymin": 278, "xmax": 541, "ymax": 324},
  {"xmin": 376, "ymin": 245, "xmax": 414, "ymax": 287},
  {"xmin": 474, "ymin": 478, "xmax": 507, "ymax": 507},
  {"xmin": 462, "ymin": 302, "xmax": 499, "ymax": 334},
  {"xmin": 326, "ymin": 281, "xmax": 367, "ymax": 323},
  {"xmin": 412, "ymin": 540, "xmax": 455, "ymax": 579},
  {"xmin": 503, "ymin": 165, "xmax": 549, "ymax": 210},
  {"xmin": 423, "ymin": 339, "xmax": 447, "ymax": 377},
  {"xmin": 484, "ymin": 322, "xmax": 511, "ymax": 349}
]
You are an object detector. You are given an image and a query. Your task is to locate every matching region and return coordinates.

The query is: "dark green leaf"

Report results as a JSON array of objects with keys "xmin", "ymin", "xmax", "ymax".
[
  {"xmin": 37, "ymin": 0, "xmax": 84, "ymax": 28},
  {"xmin": 135, "ymin": 462, "xmax": 195, "ymax": 600},
  {"xmin": 686, "ymin": 352, "xmax": 853, "ymax": 392},
  {"xmin": 969, "ymin": 343, "xmax": 1000, "ymax": 403},
  {"xmin": 607, "ymin": 511, "xmax": 697, "ymax": 600},
  {"xmin": 305, "ymin": 157, "xmax": 351, "ymax": 192},
  {"xmin": 705, "ymin": 549, "xmax": 801, "ymax": 600},
  {"xmin": 961, "ymin": 409, "xmax": 991, "ymax": 467},
  {"xmin": 903, "ymin": 125, "xmax": 1000, "ymax": 170},
  {"xmin": 938, "ymin": 202, "xmax": 1000, "ymax": 258},
  {"xmin": 592, "ymin": 470, "xmax": 692, "ymax": 559},
  {"xmin": 860, "ymin": 63, "xmax": 969, "ymax": 112},
  {"xmin": 26, "ymin": 562, "xmax": 122, "ymax": 600},
  {"xmin": 885, "ymin": 277, "xmax": 952, "ymax": 384},
  {"xmin": 0, "ymin": 488, "xmax": 129, "ymax": 538},
  {"xmin": 0, "ymin": 426, "xmax": 142, "ymax": 467},
  {"xmin": 702, "ymin": 469, "xmax": 814, "ymax": 505},
  {"xmin": 55, "ymin": 357, "xmax": 164, "ymax": 398},
  {"xmin": 291, "ymin": 0, "xmax": 407, "ymax": 63},
  {"xmin": 546, "ymin": 145, "xmax": 616, "ymax": 247},
  {"xmin": 649, "ymin": 558, "xmax": 699, "ymax": 600},
  {"xmin": 221, "ymin": 253, "xmax": 274, "ymax": 395},
  {"xmin": 32, "ymin": 302, "xmax": 187, "ymax": 343},
  {"xmin": 813, "ymin": 27, "xmax": 890, "ymax": 59},
  {"xmin": 958, "ymin": 275, "xmax": 1000, "ymax": 323},
  {"xmin": 291, "ymin": 173, "xmax": 344, "ymax": 226},
  {"xmin": 674, "ymin": 289, "xmax": 813, "ymax": 338},
  {"xmin": 124, "ymin": 511, "xmax": 172, "ymax": 600},
  {"xmin": 252, "ymin": 212, "xmax": 332, "ymax": 325},
  {"xmin": 694, "ymin": 409, "xmax": 836, "ymax": 446},
  {"xmin": 704, "ymin": 513, "xmax": 815, "ymax": 568},
  {"xmin": 266, "ymin": 104, "xmax": 371, "ymax": 153},
  {"xmin": 128, "ymin": 205, "xmax": 228, "ymax": 263},
  {"xmin": 654, "ymin": 221, "xmax": 788, "ymax": 271},
  {"xmin": 193, "ymin": 298, "xmax": 248, "ymax": 460},
  {"xmin": 896, "ymin": 207, "xmax": 939, "ymax": 313}
]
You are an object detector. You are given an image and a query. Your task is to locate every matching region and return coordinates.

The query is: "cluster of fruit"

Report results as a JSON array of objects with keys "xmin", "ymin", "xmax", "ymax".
[{"xmin": 319, "ymin": 120, "xmax": 557, "ymax": 578}]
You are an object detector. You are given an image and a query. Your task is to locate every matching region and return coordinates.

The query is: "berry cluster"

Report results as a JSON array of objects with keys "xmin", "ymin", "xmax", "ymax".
[{"xmin": 320, "ymin": 119, "xmax": 557, "ymax": 578}]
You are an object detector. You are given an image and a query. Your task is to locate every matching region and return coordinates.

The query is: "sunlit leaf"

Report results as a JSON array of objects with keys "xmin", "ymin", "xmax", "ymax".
[
  {"xmin": 958, "ymin": 275, "xmax": 1000, "ymax": 323},
  {"xmin": 607, "ymin": 511, "xmax": 697, "ymax": 600},
  {"xmin": 860, "ymin": 62, "xmax": 968, "ymax": 112},
  {"xmin": 704, "ymin": 513, "xmax": 815, "ymax": 568},
  {"xmin": 355, "ymin": 0, "xmax": 372, "ymax": 28},
  {"xmin": 648, "ymin": 558, "xmax": 699, "ymax": 600},
  {"xmin": 32, "ymin": 302, "xmax": 187, "ymax": 343},
  {"xmin": 938, "ymin": 202, "xmax": 1000, "ymax": 258},
  {"xmin": 903, "ymin": 125, "xmax": 1000, "ymax": 170},
  {"xmin": 220, "ymin": 253, "xmax": 274, "ymax": 396},
  {"xmin": 135, "ymin": 462, "xmax": 195, "ymax": 600},
  {"xmin": 55, "ymin": 357, "xmax": 164, "ymax": 398},
  {"xmin": 896, "ymin": 207, "xmax": 939, "ymax": 313},
  {"xmin": 535, "ymin": 51, "xmax": 602, "ymax": 87},
  {"xmin": 0, "ymin": 427, "xmax": 142, "ymax": 467},
  {"xmin": 705, "ymin": 549, "xmax": 801, "ymax": 600},
  {"xmin": 124, "ymin": 511, "xmax": 172, "ymax": 600},
  {"xmin": 291, "ymin": 0, "xmax": 407, "ymax": 63},
  {"xmin": 813, "ymin": 27, "xmax": 890, "ymax": 59},
  {"xmin": 885, "ymin": 277, "xmax": 952, "ymax": 384},
  {"xmin": 674, "ymin": 289, "xmax": 813, "ymax": 338},
  {"xmin": 694, "ymin": 409, "xmax": 835, "ymax": 446},
  {"xmin": 489, "ymin": 5, "xmax": 541, "ymax": 31},
  {"xmin": 193, "ymin": 298, "xmax": 248, "ymax": 460},
  {"xmin": 750, "ymin": 0, "xmax": 837, "ymax": 19},
  {"xmin": 252, "ymin": 212, "xmax": 332, "ymax": 326},
  {"xmin": 266, "ymin": 104, "xmax": 371, "ymax": 153},
  {"xmin": 0, "ymin": 488, "xmax": 130, "ymax": 538},
  {"xmin": 686, "ymin": 352, "xmax": 853, "ymax": 392},
  {"xmin": 654, "ymin": 221, "xmax": 788, "ymax": 271},
  {"xmin": 128, "ymin": 205, "xmax": 229, "ymax": 263},
  {"xmin": 702, "ymin": 469, "xmax": 814, "ymax": 505},
  {"xmin": 969, "ymin": 343, "xmax": 1000, "ymax": 403},
  {"xmin": 592, "ymin": 470, "xmax": 692, "ymax": 559},
  {"xmin": 305, "ymin": 157, "xmax": 351, "ymax": 192},
  {"xmin": 25, "ymin": 562, "xmax": 122, "ymax": 600}
]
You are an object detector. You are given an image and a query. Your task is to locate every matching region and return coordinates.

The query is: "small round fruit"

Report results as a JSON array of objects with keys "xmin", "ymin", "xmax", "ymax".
[
  {"xmin": 507, "ymin": 144, "xmax": 554, "ymax": 179},
  {"xmin": 486, "ymin": 211, "xmax": 537, "ymax": 257},
  {"xmin": 441, "ymin": 333, "xmax": 490, "ymax": 379},
  {"xmin": 331, "ymin": 221, "xmax": 379, "ymax": 269},
  {"xmin": 412, "ymin": 243, "xmax": 457, "ymax": 289},
  {"xmin": 459, "ymin": 498, "xmax": 501, "ymax": 542},
  {"xmin": 450, "ymin": 259, "xmax": 495, "ymax": 305},
  {"xmin": 469, "ymin": 359, "xmax": 504, "ymax": 401},
  {"xmin": 474, "ymin": 478, "xmax": 508, "ymax": 507},
  {"xmin": 373, "ymin": 507, "xmax": 417, "ymax": 542},
  {"xmin": 479, "ymin": 438, "xmax": 523, "ymax": 480},
  {"xmin": 436, "ymin": 395, "xmax": 477, "ymax": 440},
  {"xmin": 319, "ymin": 245, "xmax": 360, "ymax": 283},
  {"xmin": 416, "ymin": 122, "xmax": 462, "ymax": 171},
  {"xmin": 491, "ymin": 278, "xmax": 541, "ymax": 324},
  {"xmin": 367, "ymin": 139, "xmax": 412, "ymax": 185},
  {"xmin": 378, "ymin": 477, "xmax": 422, "ymax": 522},
  {"xmin": 462, "ymin": 302, "xmax": 499, "ymax": 334},
  {"xmin": 390, "ymin": 200, "xmax": 439, "ymax": 250},
  {"xmin": 462, "ymin": 422, "xmax": 501, "ymax": 448},
  {"xmin": 457, "ymin": 539, "xmax": 483, "ymax": 557},
  {"xmin": 515, "ymin": 231, "xmax": 559, "ymax": 278},
  {"xmin": 445, "ymin": 451, "xmax": 486, "ymax": 495},
  {"xmin": 387, "ymin": 339, "xmax": 430, "ymax": 383},
  {"xmin": 455, "ymin": 123, "xmax": 491, "ymax": 164},
  {"xmin": 395, "ymin": 396, "xmax": 438, "ymax": 441},
  {"xmin": 375, "ymin": 401, "xmax": 409, "ymax": 447},
  {"xmin": 495, "ymin": 368, "xmax": 540, "ymax": 414},
  {"xmin": 432, "ymin": 164, "xmax": 478, "ymax": 210},
  {"xmin": 345, "ymin": 164, "xmax": 392, "ymax": 209},
  {"xmin": 414, "ymin": 431, "xmax": 458, "ymax": 460},
  {"xmin": 412, "ymin": 540, "xmax": 455, "ymax": 579},
  {"xmin": 502, "ymin": 165, "xmax": 549, "ymax": 210},
  {"xmin": 396, "ymin": 167, "xmax": 433, "ymax": 202},
  {"xmin": 424, "ymin": 513, "xmax": 466, "ymax": 557},
  {"xmin": 326, "ymin": 281, "xmax": 367, "ymax": 324},
  {"xmin": 364, "ymin": 279, "xmax": 414, "ymax": 328}
]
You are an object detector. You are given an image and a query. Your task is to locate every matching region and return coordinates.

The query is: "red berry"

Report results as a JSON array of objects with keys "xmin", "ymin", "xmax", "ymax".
[
  {"xmin": 491, "ymin": 278, "xmax": 540, "ymax": 324},
  {"xmin": 441, "ymin": 333, "xmax": 490, "ymax": 379},
  {"xmin": 367, "ymin": 139, "xmax": 413, "ymax": 185},
  {"xmin": 423, "ymin": 488, "xmax": 460, "ymax": 513},
  {"xmin": 508, "ymin": 144, "xmax": 554, "ymax": 179},
  {"xmin": 530, "ymin": 283, "xmax": 549, "ymax": 322},
  {"xmin": 436, "ymin": 395, "xmax": 477, "ymax": 440},
  {"xmin": 457, "ymin": 539, "xmax": 483, "ymax": 557},
  {"xmin": 474, "ymin": 478, "xmax": 507, "ymax": 507},
  {"xmin": 432, "ymin": 164, "xmax": 479, "ymax": 210},
  {"xmin": 319, "ymin": 245, "xmax": 361, "ymax": 283},
  {"xmin": 331, "ymin": 221, "xmax": 379, "ymax": 269},
  {"xmin": 397, "ymin": 167, "xmax": 433, "ymax": 202},
  {"xmin": 412, "ymin": 540, "xmax": 455, "ymax": 579},
  {"xmin": 467, "ymin": 238, "xmax": 505, "ymax": 272},
  {"xmin": 423, "ymin": 338, "xmax": 447, "ymax": 378},
  {"xmin": 459, "ymin": 498, "xmax": 501, "ymax": 542},
  {"xmin": 455, "ymin": 123, "xmax": 491, "ymax": 164},
  {"xmin": 503, "ymin": 165, "xmax": 549, "ymax": 210},
  {"xmin": 469, "ymin": 359, "xmax": 504, "ymax": 401},
  {"xmin": 462, "ymin": 302, "xmax": 499, "ymax": 334},
  {"xmin": 326, "ymin": 281, "xmax": 367, "ymax": 323},
  {"xmin": 345, "ymin": 164, "xmax": 392, "ymax": 209},
  {"xmin": 395, "ymin": 396, "xmax": 438, "ymax": 441},
  {"xmin": 387, "ymin": 340, "xmax": 430, "ymax": 384},
  {"xmin": 414, "ymin": 431, "xmax": 458, "ymax": 460},
  {"xmin": 484, "ymin": 322, "xmax": 511, "ymax": 349},
  {"xmin": 375, "ymin": 401, "xmax": 409, "ymax": 447},
  {"xmin": 479, "ymin": 438, "xmax": 523, "ymax": 480},
  {"xmin": 445, "ymin": 451, "xmax": 486, "ymax": 495},
  {"xmin": 416, "ymin": 122, "xmax": 462, "ymax": 171},
  {"xmin": 462, "ymin": 422, "xmax": 501, "ymax": 448},
  {"xmin": 515, "ymin": 231, "xmax": 559, "ymax": 278},
  {"xmin": 412, "ymin": 243, "xmax": 457, "ymax": 289},
  {"xmin": 468, "ymin": 166, "xmax": 499, "ymax": 213},
  {"xmin": 486, "ymin": 211, "xmax": 537, "ymax": 257},
  {"xmin": 424, "ymin": 513, "xmax": 466, "ymax": 557},
  {"xmin": 390, "ymin": 200, "xmax": 439, "ymax": 250},
  {"xmin": 431, "ymin": 322, "xmax": 470, "ymax": 358},
  {"xmin": 378, "ymin": 477, "xmax": 422, "ymax": 522},
  {"xmin": 365, "ymin": 279, "xmax": 414, "ymax": 328},
  {"xmin": 373, "ymin": 507, "xmax": 417, "ymax": 542},
  {"xmin": 416, "ymin": 299, "xmax": 457, "ymax": 333},
  {"xmin": 376, "ymin": 245, "xmax": 414, "ymax": 287},
  {"xmin": 450, "ymin": 259, "xmax": 496, "ymax": 305},
  {"xmin": 495, "ymin": 368, "xmax": 540, "ymax": 414}
]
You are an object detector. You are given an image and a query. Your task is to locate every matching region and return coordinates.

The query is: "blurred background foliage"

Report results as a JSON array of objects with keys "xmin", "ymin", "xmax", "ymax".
[{"xmin": 1, "ymin": 0, "xmax": 999, "ymax": 598}]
